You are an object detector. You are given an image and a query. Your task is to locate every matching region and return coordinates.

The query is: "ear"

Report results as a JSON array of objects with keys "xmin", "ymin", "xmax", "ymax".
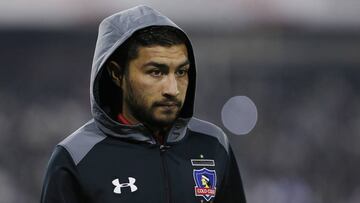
[{"xmin": 107, "ymin": 60, "xmax": 123, "ymax": 87}]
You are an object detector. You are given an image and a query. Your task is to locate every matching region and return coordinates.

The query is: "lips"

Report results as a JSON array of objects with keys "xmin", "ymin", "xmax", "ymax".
[
  {"xmin": 157, "ymin": 104, "xmax": 179, "ymax": 110},
  {"xmin": 154, "ymin": 101, "xmax": 181, "ymax": 108},
  {"xmin": 159, "ymin": 105, "xmax": 178, "ymax": 111},
  {"xmin": 158, "ymin": 102, "xmax": 178, "ymax": 106}
]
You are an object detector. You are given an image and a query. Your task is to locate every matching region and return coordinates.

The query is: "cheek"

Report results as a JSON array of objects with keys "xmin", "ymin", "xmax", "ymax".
[
  {"xmin": 178, "ymin": 79, "xmax": 189, "ymax": 97},
  {"xmin": 130, "ymin": 77, "xmax": 159, "ymax": 102}
]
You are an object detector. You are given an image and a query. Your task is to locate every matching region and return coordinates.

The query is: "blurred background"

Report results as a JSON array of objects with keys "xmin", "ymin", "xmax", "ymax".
[{"xmin": 1, "ymin": 0, "xmax": 360, "ymax": 202}]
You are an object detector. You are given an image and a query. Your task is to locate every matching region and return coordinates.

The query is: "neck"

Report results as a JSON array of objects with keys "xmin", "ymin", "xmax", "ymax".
[
  {"xmin": 121, "ymin": 107, "xmax": 140, "ymax": 125},
  {"xmin": 146, "ymin": 125, "xmax": 171, "ymax": 145},
  {"xmin": 121, "ymin": 110, "xmax": 171, "ymax": 145}
]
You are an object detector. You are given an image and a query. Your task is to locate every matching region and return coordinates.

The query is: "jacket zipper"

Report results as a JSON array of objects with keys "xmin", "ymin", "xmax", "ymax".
[{"xmin": 160, "ymin": 144, "xmax": 171, "ymax": 203}]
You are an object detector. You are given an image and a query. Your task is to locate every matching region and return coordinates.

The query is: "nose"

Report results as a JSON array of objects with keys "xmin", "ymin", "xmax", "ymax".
[{"xmin": 162, "ymin": 74, "xmax": 179, "ymax": 97}]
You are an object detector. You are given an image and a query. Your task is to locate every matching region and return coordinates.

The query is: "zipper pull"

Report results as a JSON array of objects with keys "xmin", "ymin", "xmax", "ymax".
[{"xmin": 160, "ymin": 145, "xmax": 170, "ymax": 152}]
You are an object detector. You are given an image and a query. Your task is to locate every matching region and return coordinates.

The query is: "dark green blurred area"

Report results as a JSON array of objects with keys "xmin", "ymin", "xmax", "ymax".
[{"xmin": 1, "ymin": 26, "xmax": 360, "ymax": 203}]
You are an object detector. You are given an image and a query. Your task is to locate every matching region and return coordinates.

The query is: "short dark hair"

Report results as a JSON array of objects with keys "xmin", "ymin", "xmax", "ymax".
[{"xmin": 109, "ymin": 25, "xmax": 188, "ymax": 70}]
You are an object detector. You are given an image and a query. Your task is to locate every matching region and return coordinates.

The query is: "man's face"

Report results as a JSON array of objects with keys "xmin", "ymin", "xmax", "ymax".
[{"xmin": 122, "ymin": 44, "xmax": 189, "ymax": 127}]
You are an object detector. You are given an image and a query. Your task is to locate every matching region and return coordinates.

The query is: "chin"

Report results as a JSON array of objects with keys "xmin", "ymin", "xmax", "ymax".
[{"xmin": 152, "ymin": 114, "xmax": 177, "ymax": 127}]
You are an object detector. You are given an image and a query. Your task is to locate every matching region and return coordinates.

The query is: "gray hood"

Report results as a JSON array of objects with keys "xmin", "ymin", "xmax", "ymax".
[{"xmin": 89, "ymin": 5, "xmax": 197, "ymax": 144}]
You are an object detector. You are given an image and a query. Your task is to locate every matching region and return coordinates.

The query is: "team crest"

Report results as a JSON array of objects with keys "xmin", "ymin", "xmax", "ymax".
[{"xmin": 193, "ymin": 168, "xmax": 217, "ymax": 201}]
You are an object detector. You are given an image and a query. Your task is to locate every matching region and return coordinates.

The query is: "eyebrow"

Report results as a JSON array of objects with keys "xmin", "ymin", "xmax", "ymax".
[{"xmin": 142, "ymin": 59, "xmax": 190, "ymax": 69}]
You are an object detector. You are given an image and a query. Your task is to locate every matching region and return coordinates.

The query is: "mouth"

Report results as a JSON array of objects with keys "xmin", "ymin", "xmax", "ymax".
[
  {"xmin": 158, "ymin": 106, "xmax": 177, "ymax": 112},
  {"xmin": 158, "ymin": 103, "xmax": 178, "ymax": 109},
  {"xmin": 154, "ymin": 101, "xmax": 181, "ymax": 110}
]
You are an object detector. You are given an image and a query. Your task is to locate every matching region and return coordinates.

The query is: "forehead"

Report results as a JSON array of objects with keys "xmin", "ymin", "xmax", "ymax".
[{"xmin": 136, "ymin": 44, "xmax": 188, "ymax": 64}]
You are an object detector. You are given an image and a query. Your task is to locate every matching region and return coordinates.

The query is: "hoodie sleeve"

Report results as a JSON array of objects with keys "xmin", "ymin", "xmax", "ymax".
[
  {"xmin": 40, "ymin": 146, "xmax": 85, "ymax": 203},
  {"xmin": 215, "ymin": 146, "xmax": 247, "ymax": 203}
]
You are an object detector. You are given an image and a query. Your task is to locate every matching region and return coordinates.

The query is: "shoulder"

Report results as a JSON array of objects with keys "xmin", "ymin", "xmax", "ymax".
[
  {"xmin": 58, "ymin": 119, "xmax": 107, "ymax": 165},
  {"xmin": 188, "ymin": 117, "xmax": 229, "ymax": 153}
]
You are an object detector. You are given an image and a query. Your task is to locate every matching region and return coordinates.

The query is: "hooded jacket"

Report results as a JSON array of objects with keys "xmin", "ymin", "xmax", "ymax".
[{"xmin": 41, "ymin": 5, "xmax": 246, "ymax": 203}]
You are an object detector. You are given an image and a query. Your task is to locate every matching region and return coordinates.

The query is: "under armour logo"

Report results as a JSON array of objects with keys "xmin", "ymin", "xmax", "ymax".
[{"xmin": 112, "ymin": 177, "xmax": 138, "ymax": 194}]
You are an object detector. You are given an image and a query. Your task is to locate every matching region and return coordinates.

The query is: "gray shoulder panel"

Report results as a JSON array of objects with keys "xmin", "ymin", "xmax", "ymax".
[
  {"xmin": 58, "ymin": 120, "xmax": 106, "ymax": 165},
  {"xmin": 188, "ymin": 118, "xmax": 229, "ymax": 153}
]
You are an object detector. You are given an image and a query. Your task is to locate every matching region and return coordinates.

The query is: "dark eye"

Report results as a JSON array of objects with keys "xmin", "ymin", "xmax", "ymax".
[
  {"xmin": 149, "ymin": 70, "xmax": 162, "ymax": 77},
  {"xmin": 176, "ymin": 69, "xmax": 188, "ymax": 77}
]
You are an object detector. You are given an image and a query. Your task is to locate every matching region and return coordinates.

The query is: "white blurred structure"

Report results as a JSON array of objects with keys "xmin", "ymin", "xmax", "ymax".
[{"xmin": 0, "ymin": 0, "xmax": 360, "ymax": 28}]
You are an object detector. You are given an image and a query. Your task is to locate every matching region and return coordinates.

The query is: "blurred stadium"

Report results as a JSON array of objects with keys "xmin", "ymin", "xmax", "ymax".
[{"xmin": 0, "ymin": 1, "xmax": 360, "ymax": 202}]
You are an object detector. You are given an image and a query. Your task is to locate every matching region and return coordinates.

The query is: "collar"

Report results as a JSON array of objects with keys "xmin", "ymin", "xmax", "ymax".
[
  {"xmin": 95, "ymin": 113, "xmax": 190, "ymax": 145},
  {"xmin": 117, "ymin": 114, "xmax": 133, "ymax": 125}
]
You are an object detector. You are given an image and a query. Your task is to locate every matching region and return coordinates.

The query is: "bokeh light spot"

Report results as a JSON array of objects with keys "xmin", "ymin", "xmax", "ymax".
[{"xmin": 221, "ymin": 96, "xmax": 258, "ymax": 135}]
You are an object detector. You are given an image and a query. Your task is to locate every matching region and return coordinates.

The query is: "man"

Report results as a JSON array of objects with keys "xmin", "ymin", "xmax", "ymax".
[{"xmin": 41, "ymin": 5, "xmax": 246, "ymax": 203}]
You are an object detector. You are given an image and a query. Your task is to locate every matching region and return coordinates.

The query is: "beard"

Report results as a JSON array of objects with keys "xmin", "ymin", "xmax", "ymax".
[{"xmin": 123, "ymin": 78, "xmax": 183, "ymax": 128}]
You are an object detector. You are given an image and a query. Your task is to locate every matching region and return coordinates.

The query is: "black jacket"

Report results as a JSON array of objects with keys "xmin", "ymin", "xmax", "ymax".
[{"xmin": 41, "ymin": 5, "xmax": 246, "ymax": 203}]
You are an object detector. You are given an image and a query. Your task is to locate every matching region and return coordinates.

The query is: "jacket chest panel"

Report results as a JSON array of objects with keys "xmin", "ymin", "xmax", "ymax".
[
  {"xmin": 164, "ymin": 145, "xmax": 225, "ymax": 203},
  {"xmin": 77, "ymin": 145, "xmax": 167, "ymax": 202},
  {"xmin": 75, "ymin": 137, "xmax": 225, "ymax": 203}
]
